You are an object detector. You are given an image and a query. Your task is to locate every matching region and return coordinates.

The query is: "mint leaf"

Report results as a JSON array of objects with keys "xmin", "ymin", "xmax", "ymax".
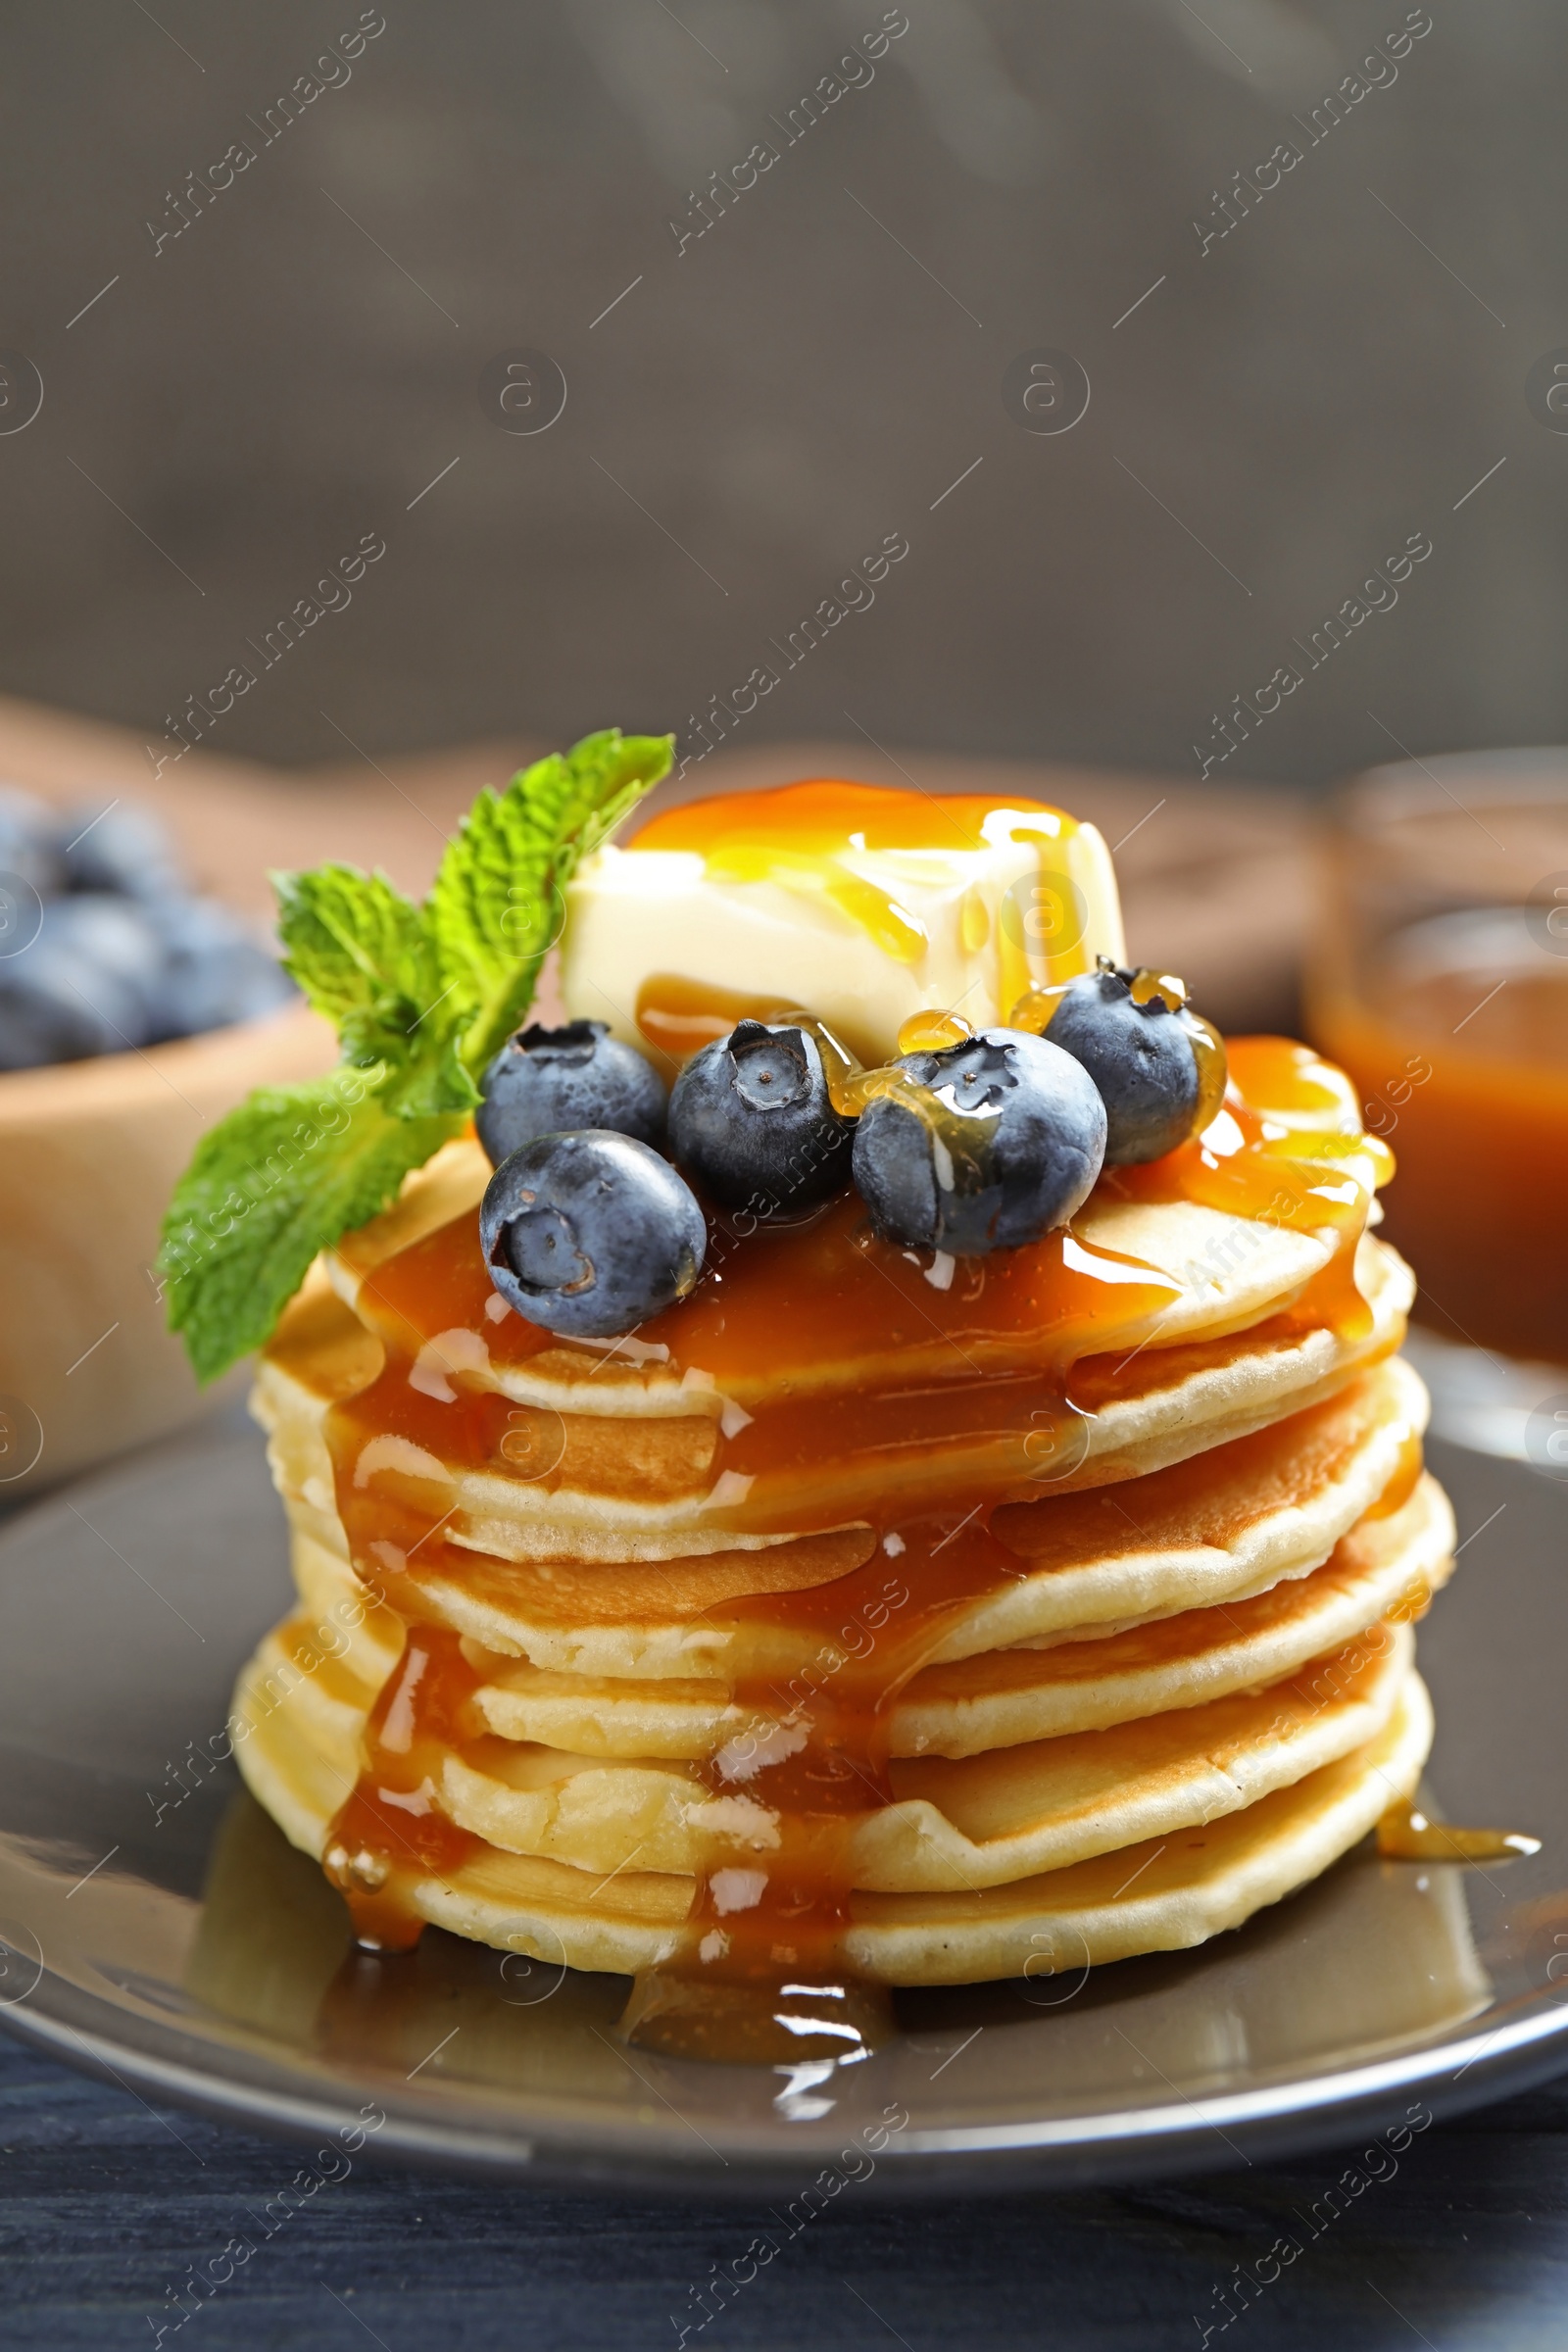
[
  {"xmin": 273, "ymin": 864, "xmax": 428, "ymax": 1023},
  {"xmin": 427, "ymin": 728, "xmax": 673, "ymax": 1072},
  {"xmin": 273, "ymin": 864, "xmax": 437, "ymax": 1070},
  {"xmin": 164, "ymin": 723, "xmax": 672, "ymax": 1384},
  {"xmin": 159, "ymin": 1070, "xmax": 462, "ymax": 1384}
]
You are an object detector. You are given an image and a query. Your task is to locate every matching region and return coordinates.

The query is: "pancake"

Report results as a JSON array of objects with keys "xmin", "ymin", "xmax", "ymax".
[
  {"xmin": 847, "ymin": 1675, "xmax": 1434, "ymax": 1986},
  {"xmin": 230, "ymin": 1627, "xmax": 1433, "ymax": 1982},
  {"xmin": 267, "ymin": 1353, "xmax": 1429, "ymax": 1684},
  {"xmin": 238, "ymin": 1605, "xmax": 1413, "ymax": 1895},
  {"xmin": 324, "ymin": 1138, "xmax": 1385, "ymax": 1409},
  {"xmin": 897, "ymin": 1471, "xmax": 1450, "ymax": 1755},
  {"xmin": 447, "ymin": 1622, "xmax": 1414, "ymax": 1891},
  {"xmin": 256, "ymin": 1478, "xmax": 1444, "ymax": 1932},
  {"xmin": 253, "ymin": 1212, "xmax": 1413, "ymax": 1561},
  {"xmin": 446, "ymin": 1468, "xmax": 1450, "ymax": 1761}
]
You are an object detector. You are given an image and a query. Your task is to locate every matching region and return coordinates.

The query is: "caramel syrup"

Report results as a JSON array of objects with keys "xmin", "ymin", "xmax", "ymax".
[
  {"xmin": 321, "ymin": 1625, "xmax": 483, "ymax": 1950},
  {"xmin": 312, "ymin": 1035, "xmax": 1396, "ymax": 2056},
  {"xmin": 633, "ymin": 778, "xmax": 1083, "ymax": 858},
  {"xmin": 634, "ymin": 974, "xmax": 801, "ymax": 1066},
  {"xmin": 1376, "ymin": 1798, "xmax": 1541, "ymax": 1865}
]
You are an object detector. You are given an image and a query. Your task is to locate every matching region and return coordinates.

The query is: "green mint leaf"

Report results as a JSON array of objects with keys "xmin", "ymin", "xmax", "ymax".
[
  {"xmin": 273, "ymin": 863, "xmax": 426, "ymax": 1011},
  {"xmin": 273, "ymin": 863, "xmax": 448, "ymax": 1084},
  {"xmin": 376, "ymin": 1030, "xmax": 479, "ymax": 1120},
  {"xmin": 158, "ymin": 1071, "xmax": 462, "ymax": 1384},
  {"xmin": 164, "ymin": 723, "xmax": 671, "ymax": 1384},
  {"xmin": 426, "ymin": 727, "xmax": 673, "ymax": 1073}
]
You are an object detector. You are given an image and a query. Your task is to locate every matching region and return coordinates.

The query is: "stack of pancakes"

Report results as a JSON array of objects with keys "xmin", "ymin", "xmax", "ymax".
[{"xmin": 233, "ymin": 1102, "xmax": 1450, "ymax": 2006}]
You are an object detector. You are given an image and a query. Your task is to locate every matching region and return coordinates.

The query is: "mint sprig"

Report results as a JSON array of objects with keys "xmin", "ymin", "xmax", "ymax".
[
  {"xmin": 427, "ymin": 727, "xmax": 672, "ymax": 1075},
  {"xmin": 159, "ymin": 727, "xmax": 673, "ymax": 1383}
]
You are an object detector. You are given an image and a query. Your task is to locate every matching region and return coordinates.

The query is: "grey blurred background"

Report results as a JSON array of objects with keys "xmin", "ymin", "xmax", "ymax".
[{"xmin": 1, "ymin": 0, "xmax": 1562, "ymax": 790}]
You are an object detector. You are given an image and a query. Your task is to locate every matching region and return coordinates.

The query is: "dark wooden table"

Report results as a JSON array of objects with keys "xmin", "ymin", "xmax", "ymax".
[{"xmin": 3, "ymin": 2028, "xmax": 1564, "ymax": 2349}]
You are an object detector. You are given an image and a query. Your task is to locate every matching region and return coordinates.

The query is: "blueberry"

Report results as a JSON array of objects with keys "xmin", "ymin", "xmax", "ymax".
[
  {"xmin": 0, "ymin": 786, "xmax": 66, "ymax": 900},
  {"xmin": 41, "ymin": 894, "xmax": 166, "ymax": 1042},
  {"xmin": 477, "ymin": 1019, "xmax": 666, "ymax": 1168},
  {"xmin": 852, "ymin": 1027, "xmax": 1105, "ymax": 1254},
  {"xmin": 1044, "ymin": 964, "xmax": 1200, "ymax": 1164},
  {"xmin": 0, "ymin": 959, "xmax": 130, "ymax": 1067},
  {"xmin": 479, "ymin": 1130, "xmax": 707, "ymax": 1339},
  {"xmin": 224, "ymin": 953, "xmax": 299, "ymax": 1026},
  {"xmin": 63, "ymin": 800, "xmax": 185, "ymax": 899},
  {"xmin": 0, "ymin": 906, "xmax": 156, "ymax": 1068},
  {"xmin": 667, "ymin": 1020, "xmax": 854, "ymax": 1214},
  {"xmin": 143, "ymin": 896, "xmax": 293, "ymax": 1039}
]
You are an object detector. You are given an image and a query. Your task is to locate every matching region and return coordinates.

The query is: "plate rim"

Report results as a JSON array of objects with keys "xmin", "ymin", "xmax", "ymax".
[{"xmin": 6, "ymin": 1965, "xmax": 1568, "ymax": 2196}]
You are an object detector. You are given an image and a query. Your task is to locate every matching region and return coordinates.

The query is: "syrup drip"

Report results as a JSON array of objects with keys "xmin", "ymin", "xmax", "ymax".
[
  {"xmin": 1361, "ymin": 1431, "xmax": 1424, "ymax": 1520},
  {"xmin": 636, "ymin": 974, "xmax": 801, "ymax": 1065},
  {"xmin": 1376, "ymin": 1798, "xmax": 1541, "ymax": 1864},
  {"xmin": 321, "ymin": 1624, "xmax": 482, "ymax": 1950},
  {"xmin": 618, "ymin": 1509, "xmax": 1025, "ymax": 2062},
  {"xmin": 897, "ymin": 1008, "xmax": 975, "ymax": 1054},
  {"xmin": 313, "ymin": 1034, "xmax": 1395, "ymax": 2054}
]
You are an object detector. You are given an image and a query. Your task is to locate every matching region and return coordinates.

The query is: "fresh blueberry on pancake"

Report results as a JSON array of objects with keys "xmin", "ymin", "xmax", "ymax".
[
  {"xmin": 852, "ymin": 1026, "xmax": 1105, "ymax": 1254},
  {"xmin": 667, "ymin": 1018, "xmax": 854, "ymax": 1213},
  {"xmin": 1044, "ymin": 959, "xmax": 1202, "ymax": 1164},
  {"xmin": 477, "ymin": 1018, "xmax": 667, "ymax": 1167},
  {"xmin": 479, "ymin": 1128, "xmax": 707, "ymax": 1337}
]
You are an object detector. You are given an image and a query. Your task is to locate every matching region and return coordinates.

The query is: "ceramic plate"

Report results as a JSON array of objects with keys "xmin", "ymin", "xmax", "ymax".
[{"xmin": 0, "ymin": 1405, "xmax": 1563, "ymax": 2195}]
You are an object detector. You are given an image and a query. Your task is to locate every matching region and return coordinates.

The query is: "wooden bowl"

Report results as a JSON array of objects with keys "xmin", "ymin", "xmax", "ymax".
[{"xmin": 0, "ymin": 1001, "xmax": 336, "ymax": 1498}]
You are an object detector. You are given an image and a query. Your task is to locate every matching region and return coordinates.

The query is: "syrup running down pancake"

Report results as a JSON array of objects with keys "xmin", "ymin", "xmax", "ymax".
[{"xmin": 230, "ymin": 779, "xmax": 1459, "ymax": 2064}]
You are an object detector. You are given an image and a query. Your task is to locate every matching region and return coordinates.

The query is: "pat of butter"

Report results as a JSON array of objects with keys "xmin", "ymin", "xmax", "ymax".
[{"xmin": 561, "ymin": 788, "xmax": 1126, "ymax": 1067}]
